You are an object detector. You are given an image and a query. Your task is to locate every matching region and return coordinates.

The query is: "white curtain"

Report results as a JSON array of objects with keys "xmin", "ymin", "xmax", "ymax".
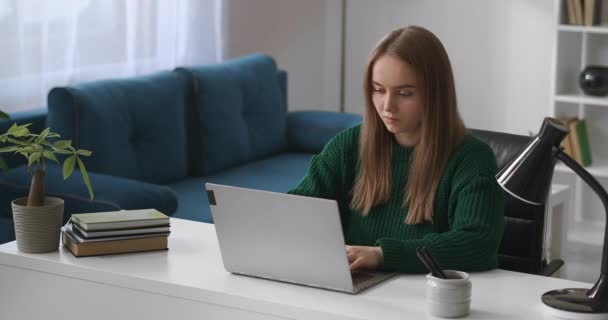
[{"xmin": 0, "ymin": 0, "xmax": 225, "ymax": 113}]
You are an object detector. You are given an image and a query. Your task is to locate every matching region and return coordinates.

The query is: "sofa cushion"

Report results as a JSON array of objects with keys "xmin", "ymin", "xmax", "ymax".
[
  {"xmin": 176, "ymin": 54, "xmax": 287, "ymax": 175},
  {"xmin": 2, "ymin": 164, "xmax": 178, "ymax": 217},
  {"xmin": 47, "ymin": 71, "xmax": 189, "ymax": 184},
  {"xmin": 167, "ymin": 152, "xmax": 313, "ymax": 223}
]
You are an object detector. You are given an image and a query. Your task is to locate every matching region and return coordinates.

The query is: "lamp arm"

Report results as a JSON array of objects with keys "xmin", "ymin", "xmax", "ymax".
[{"xmin": 556, "ymin": 149, "xmax": 608, "ymax": 302}]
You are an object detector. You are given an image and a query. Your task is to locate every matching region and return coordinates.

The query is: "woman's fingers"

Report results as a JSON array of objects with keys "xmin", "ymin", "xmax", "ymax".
[
  {"xmin": 346, "ymin": 249, "xmax": 357, "ymax": 263},
  {"xmin": 349, "ymin": 257, "xmax": 363, "ymax": 271}
]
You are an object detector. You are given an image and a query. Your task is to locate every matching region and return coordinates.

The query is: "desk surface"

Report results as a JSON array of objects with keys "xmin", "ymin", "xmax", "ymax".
[{"xmin": 0, "ymin": 218, "xmax": 593, "ymax": 319}]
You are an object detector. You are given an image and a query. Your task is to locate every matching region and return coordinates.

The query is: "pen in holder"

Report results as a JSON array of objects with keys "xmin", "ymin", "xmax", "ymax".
[
  {"xmin": 417, "ymin": 247, "xmax": 472, "ymax": 318},
  {"xmin": 416, "ymin": 247, "xmax": 447, "ymax": 279}
]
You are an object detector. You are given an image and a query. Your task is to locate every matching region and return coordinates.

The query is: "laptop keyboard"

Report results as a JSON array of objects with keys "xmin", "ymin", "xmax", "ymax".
[{"xmin": 351, "ymin": 272, "xmax": 375, "ymax": 285}]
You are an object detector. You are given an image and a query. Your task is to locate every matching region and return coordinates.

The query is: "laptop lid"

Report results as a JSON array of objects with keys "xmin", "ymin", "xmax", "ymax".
[{"xmin": 206, "ymin": 183, "xmax": 356, "ymax": 293}]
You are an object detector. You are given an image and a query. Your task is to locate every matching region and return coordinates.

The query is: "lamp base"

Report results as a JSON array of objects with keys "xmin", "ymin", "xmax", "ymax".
[{"xmin": 542, "ymin": 288, "xmax": 608, "ymax": 320}]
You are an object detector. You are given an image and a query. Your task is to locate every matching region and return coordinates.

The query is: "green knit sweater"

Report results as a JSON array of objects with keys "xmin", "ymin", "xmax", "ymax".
[{"xmin": 288, "ymin": 125, "xmax": 505, "ymax": 273}]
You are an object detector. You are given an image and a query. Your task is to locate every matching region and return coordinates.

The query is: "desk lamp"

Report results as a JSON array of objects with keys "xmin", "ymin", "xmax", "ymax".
[{"xmin": 496, "ymin": 117, "xmax": 607, "ymax": 319}]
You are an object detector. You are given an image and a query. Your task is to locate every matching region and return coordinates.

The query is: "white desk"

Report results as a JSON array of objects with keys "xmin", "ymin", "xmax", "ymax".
[{"xmin": 0, "ymin": 218, "xmax": 593, "ymax": 320}]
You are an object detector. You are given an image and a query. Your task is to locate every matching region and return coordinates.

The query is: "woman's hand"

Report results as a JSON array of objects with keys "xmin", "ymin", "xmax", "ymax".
[{"xmin": 346, "ymin": 245, "xmax": 384, "ymax": 271}]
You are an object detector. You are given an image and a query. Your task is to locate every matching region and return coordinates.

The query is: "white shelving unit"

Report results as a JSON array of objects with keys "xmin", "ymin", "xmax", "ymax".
[{"xmin": 551, "ymin": 0, "xmax": 608, "ymax": 223}]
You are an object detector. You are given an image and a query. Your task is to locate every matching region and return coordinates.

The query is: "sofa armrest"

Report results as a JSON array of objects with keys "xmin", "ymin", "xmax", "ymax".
[
  {"xmin": 286, "ymin": 111, "xmax": 362, "ymax": 153},
  {"xmin": 0, "ymin": 164, "xmax": 179, "ymax": 220},
  {"xmin": 0, "ymin": 108, "xmax": 47, "ymax": 133},
  {"xmin": 0, "ymin": 108, "xmax": 48, "ymax": 169},
  {"xmin": 0, "ymin": 178, "xmax": 120, "ymax": 224}
]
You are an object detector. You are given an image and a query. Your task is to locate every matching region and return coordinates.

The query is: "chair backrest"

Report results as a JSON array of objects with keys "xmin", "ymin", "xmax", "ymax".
[{"xmin": 470, "ymin": 129, "xmax": 546, "ymax": 274}]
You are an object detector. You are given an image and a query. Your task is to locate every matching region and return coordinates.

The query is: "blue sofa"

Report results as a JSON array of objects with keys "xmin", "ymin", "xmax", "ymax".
[{"xmin": 0, "ymin": 54, "xmax": 362, "ymax": 244}]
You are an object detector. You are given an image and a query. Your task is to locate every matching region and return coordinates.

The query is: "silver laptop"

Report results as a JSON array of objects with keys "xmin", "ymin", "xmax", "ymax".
[{"xmin": 205, "ymin": 183, "xmax": 396, "ymax": 294}]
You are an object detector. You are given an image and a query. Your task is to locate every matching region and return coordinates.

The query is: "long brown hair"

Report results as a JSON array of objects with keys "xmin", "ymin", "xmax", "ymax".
[{"xmin": 351, "ymin": 26, "xmax": 466, "ymax": 224}]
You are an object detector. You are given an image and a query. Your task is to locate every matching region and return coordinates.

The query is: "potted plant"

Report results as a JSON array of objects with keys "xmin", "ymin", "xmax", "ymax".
[{"xmin": 0, "ymin": 120, "xmax": 93, "ymax": 253}]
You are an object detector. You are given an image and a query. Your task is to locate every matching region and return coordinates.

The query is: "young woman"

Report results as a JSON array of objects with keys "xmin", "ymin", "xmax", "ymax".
[{"xmin": 288, "ymin": 26, "xmax": 505, "ymax": 273}]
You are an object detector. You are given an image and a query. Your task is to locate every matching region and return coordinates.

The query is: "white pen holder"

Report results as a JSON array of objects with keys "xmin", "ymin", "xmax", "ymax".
[{"xmin": 426, "ymin": 270, "xmax": 472, "ymax": 318}]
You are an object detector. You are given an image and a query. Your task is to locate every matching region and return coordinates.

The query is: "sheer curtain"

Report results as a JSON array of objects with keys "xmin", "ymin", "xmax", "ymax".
[{"xmin": 0, "ymin": 0, "xmax": 225, "ymax": 113}]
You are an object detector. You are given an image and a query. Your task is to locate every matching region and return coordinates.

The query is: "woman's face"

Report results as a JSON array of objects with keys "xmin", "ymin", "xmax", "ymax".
[{"xmin": 371, "ymin": 54, "xmax": 423, "ymax": 140}]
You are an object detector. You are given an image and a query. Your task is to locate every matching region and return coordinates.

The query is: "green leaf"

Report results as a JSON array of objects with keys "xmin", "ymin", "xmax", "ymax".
[
  {"xmin": 0, "ymin": 145, "xmax": 20, "ymax": 153},
  {"xmin": 18, "ymin": 146, "xmax": 35, "ymax": 154},
  {"xmin": 7, "ymin": 123, "xmax": 18, "ymax": 134},
  {"xmin": 77, "ymin": 157, "xmax": 94, "ymax": 200},
  {"xmin": 6, "ymin": 137, "xmax": 28, "ymax": 146},
  {"xmin": 53, "ymin": 149, "xmax": 73, "ymax": 155},
  {"xmin": 76, "ymin": 149, "xmax": 92, "ymax": 157},
  {"xmin": 13, "ymin": 127, "xmax": 30, "ymax": 137},
  {"xmin": 43, "ymin": 150, "xmax": 58, "ymax": 163},
  {"xmin": 53, "ymin": 140, "xmax": 72, "ymax": 149},
  {"xmin": 9, "ymin": 124, "xmax": 31, "ymax": 137},
  {"xmin": 0, "ymin": 111, "xmax": 9, "ymax": 120},
  {"xmin": 28, "ymin": 151, "xmax": 42, "ymax": 167},
  {"xmin": 63, "ymin": 154, "xmax": 76, "ymax": 179},
  {"xmin": 36, "ymin": 128, "xmax": 50, "ymax": 142}
]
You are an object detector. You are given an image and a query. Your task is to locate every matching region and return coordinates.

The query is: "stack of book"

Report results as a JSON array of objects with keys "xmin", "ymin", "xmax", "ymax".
[
  {"xmin": 565, "ymin": 0, "xmax": 602, "ymax": 26},
  {"xmin": 62, "ymin": 209, "xmax": 170, "ymax": 257},
  {"xmin": 559, "ymin": 117, "xmax": 593, "ymax": 167}
]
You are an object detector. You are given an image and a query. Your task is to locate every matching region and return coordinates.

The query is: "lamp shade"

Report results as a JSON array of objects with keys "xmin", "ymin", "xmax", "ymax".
[{"xmin": 496, "ymin": 117, "xmax": 569, "ymax": 205}]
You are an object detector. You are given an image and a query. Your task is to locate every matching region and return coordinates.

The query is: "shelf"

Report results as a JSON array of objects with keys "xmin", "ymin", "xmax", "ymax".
[
  {"xmin": 558, "ymin": 25, "xmax": 608, "ymax": 34},
  {"xmin": 555, "ymin": 162, "xmax": 608, "ymax": 178},
  {"xmin": 555, "ymin": 94, "xmax": 608, "ymax": 106}
]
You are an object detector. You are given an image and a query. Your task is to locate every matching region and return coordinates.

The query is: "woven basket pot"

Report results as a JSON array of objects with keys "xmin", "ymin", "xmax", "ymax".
[{"xmin": 12, "ymin": 197, "xmax": 64, "ymax": 253}]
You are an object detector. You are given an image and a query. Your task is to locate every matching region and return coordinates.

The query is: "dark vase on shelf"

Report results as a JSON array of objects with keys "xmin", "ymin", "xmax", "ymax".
[{"xmin": 579, "ymin": 65, "xmax": 608, "ymax": 97}]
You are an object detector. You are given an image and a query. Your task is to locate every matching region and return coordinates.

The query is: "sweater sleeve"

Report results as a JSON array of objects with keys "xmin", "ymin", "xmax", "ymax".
[
  {"xmin": 375, "ymin": 149, "xmax": 505, "ymax": 273},
  {"xmin": 287, "ymin": 129, "xmax": 352, "ymax": 200}
]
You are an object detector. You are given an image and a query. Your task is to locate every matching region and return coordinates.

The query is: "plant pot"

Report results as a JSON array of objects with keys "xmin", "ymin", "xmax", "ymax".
[{"xmin": 12, "ymin": 197, "xmax": 64, "ymax": 253}]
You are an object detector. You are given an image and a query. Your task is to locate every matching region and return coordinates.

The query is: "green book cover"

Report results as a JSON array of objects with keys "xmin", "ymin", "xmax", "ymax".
[
  {"xmin": 71, "ymin": 209, "xmax": 169, "ymax": 231},
  {"xmin": 576, "ymin": 119, "xmax": 593, "ymax": 167}
]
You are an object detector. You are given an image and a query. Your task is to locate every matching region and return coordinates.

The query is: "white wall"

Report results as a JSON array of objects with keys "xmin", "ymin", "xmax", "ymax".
[
  {"xmin": 224, "ymin": 0, "xmax": 342, "ymax": 112},
  {"xmin": 343, "ymin": 0, "xmax": 555, "ymax": 135},
  {"xmin": 225, "ymin": 0, "xmax": 556, "ymax": 135}
]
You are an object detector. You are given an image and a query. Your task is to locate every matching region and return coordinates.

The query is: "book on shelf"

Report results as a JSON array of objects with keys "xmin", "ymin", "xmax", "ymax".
[
  {"xmin": 574, "ymin": 0, "xmax": 584, "ymax": 25},
  {"xmin": 558, "ymin": 117, "xmax": 592, "ymax": 167},
  {"xmin": 71, "ymin": 208, "xmax": 170, "ymax": 231},
  {"xmin": 62, "ymin": 230, "xmax": 168, "ymax": 257},
  {"xmin": 565, "ymin": 0, "xmax": 602, "ymax": 26},
  {"xmin": 63, "ymin": 222, "xmax": 170, "ymax": 243},
  {"xmin": 584, "ymin": 0, "xmax": 602, "ymax": 26},
  {"xmin": 575, "ymin": 119, "xmax": 593, "ymax": 166},
  {"xmin": 567, "ymin": 0, "xmax": 578, "ymax": 24}
]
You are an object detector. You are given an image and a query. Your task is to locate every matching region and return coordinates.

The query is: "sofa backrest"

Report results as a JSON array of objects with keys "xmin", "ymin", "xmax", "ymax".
[
  {"xmin": 176, "ymin": 54, "xmax": 288, "ymax": 176},
  {"xmin": 47, "ymin": 71, "xmax": 190, "ymax": 184}
]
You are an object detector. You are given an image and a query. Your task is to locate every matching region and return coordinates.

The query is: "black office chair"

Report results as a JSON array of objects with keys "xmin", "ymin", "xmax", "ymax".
[{"xmin": 471, "ymin": 129, "xmax": 564, "ymax": 276}]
